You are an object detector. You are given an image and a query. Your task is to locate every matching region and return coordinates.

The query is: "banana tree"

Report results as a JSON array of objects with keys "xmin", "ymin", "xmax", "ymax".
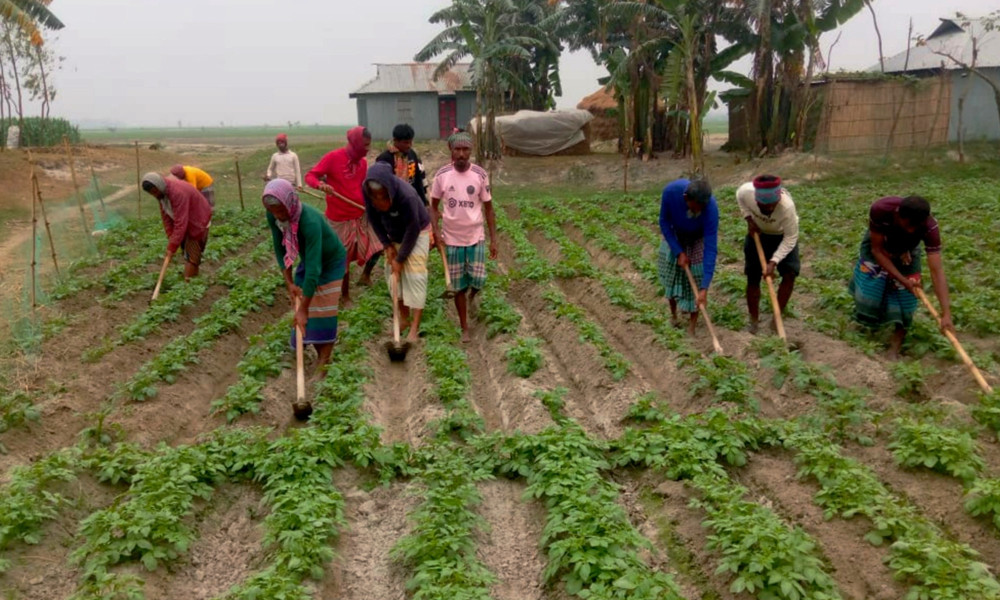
[{"xmin": 417, "ymin": 0, "xmax": 549, "ymax": 160}]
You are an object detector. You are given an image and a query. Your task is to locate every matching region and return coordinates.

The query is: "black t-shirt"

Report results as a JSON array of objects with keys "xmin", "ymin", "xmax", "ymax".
[{"xmin": 376, "ymin": 149, "xmax": 428, "ymax": 206}]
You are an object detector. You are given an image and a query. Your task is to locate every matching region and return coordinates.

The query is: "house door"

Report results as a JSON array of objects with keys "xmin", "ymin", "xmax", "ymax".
[{"xmin": 438, "ymin": 97, "xmax": 457, "ymax": 139}]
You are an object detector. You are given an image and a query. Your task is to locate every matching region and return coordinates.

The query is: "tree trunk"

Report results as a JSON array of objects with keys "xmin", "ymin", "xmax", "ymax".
[
  {"xmin": 686, "ymin": 44, "xmax": 703, "ymax": 174},
  {"xmin": 749, "ymin": 0, "xmax": 773, "ymax": 154},
  {"xmin": 4, "ymin": 31, "xmax": 25, "ymax": 134},
  {"xmin": 35, "ymin": 45, "xmax": 50, "ymax": 120}
]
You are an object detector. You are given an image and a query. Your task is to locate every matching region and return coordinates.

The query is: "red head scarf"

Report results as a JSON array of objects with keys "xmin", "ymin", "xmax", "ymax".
[
  {"xmin": 345, "ymin": 126, "xmax": 369, "ymax": 165},
  {"xmin": 276, "ymin": 133, "xmax": 288, "ymax": 143},
  {"xmin": 169, "ymin": 164, "xmax": 186, "ymax": 179}
]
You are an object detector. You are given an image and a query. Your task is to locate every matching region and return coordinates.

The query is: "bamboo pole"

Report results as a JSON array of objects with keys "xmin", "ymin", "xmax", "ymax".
[
  {"xmin": 30, "ymin": 172, "xmax": 37, "ymax": 311},
  {"xmin": 26, "ymin": 150, "xmax": 59, "ymax": 276},
  {"xmin": 32, "ymin": 173, "xmax": 59, "ymax": 276},
  {"xmin": 134, "ymin": 140, "xmax": 141, "ymax": 218},
  {"xmin": 235, "ymin": 155, "xmax": 245, "ymax": 211},
  {"xmin": 63, "ymin": 136, "xmax": 90, "ymax": 235}
]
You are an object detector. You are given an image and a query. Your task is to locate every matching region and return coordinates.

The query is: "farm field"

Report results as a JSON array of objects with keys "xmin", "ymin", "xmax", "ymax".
[
  {"xmin": 81, "ymin": 125, "xmax": 352, "ymax": 148},
  {"xmin": 2, "ymin": 142, "xmax": 1000, "ymax": 600}
]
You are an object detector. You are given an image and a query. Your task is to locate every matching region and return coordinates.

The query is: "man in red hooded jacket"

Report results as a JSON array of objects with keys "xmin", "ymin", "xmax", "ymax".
[{"xmin": 305, "ymin": 126, "xmax": 382, "ymax": 303}]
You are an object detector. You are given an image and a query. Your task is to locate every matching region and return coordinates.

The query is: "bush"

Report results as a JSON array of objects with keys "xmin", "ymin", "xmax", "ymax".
[{"xmin": 1, "ymin": 117, "xmax": 81, "ymax": 148}]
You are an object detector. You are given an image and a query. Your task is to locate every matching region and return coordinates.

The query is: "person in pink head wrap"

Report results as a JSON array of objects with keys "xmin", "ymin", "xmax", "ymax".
[{"xmin": 304, "ymin": 126, "xmax": 382, "ymax": 303}]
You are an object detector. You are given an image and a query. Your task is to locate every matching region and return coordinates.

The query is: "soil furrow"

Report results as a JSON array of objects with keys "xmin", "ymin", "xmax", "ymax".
[
  {"xmin": 734, "ymin": 449, "xmax": 906, "ymax": 600},
  {"xmin": 323, "ymin": 468, "xmax": 415, "ymax": 600},
  {"xmin": 848, "ymin": 442, "xmax": 1000, "ymax": 567},
  {"xmin": 476, "ymin": 478, "xmax": 548, "ymax": 600},
  {"xmin": 361, "ymin": 337, "xmax": 441, "ymax": 447}
]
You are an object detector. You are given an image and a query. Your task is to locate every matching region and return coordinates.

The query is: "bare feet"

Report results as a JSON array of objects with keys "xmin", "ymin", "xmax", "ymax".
[
  {"xmin": 358, "ymin": 274, "xmax": 373, "ymax": 287},
  {"xmin": 461, "ymin": 329, "xmax": 471, "ymax": 343},
  {"xmin": 406, "ymin": 331, "xmax": 420, "ymax": 344},
  {"xmin": 747, "ymin": 320, "xmax": 759, "ymax": 335},
  {"xmin": 341, "ymin": 294, "xmax": 352, "ymax": 308}
]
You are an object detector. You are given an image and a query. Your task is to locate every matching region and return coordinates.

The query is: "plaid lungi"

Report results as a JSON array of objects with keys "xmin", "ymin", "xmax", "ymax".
[
  {"xmin": 848, "ymin": 232, "xmax": 921, "ymax": 328},
  {"xmin": 658, "ymin": 238, "xmax": 704, "ymax": 314},
  {"xmin": 446, "ymin": 241, "xmax": 487, "ymax": 292},
  {"xmin": 387, "ymin": 229, "xmax": 430, "ymax": 310},
  {"xmin": 290, "ymin": 276, "xmax": 342, "ymax": 348},
  {"xmin": 330, "ymin": 215, "xmax": 383, "ymax": 267}
]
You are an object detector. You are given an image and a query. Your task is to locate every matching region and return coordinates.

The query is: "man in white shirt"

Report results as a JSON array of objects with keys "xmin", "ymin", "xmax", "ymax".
[
  {"xmin": 264, "ymin": 133, "xmax": 302, "ymax": 188},
  {"xmin": 736, "ymin": 175, "xmax": 800, "ymax": 334}
]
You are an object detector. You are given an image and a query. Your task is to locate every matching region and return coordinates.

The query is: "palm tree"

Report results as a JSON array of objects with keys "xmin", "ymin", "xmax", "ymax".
[{"xmin": 416, "ymin": 0, "xmax": 553, "ymax": 160}]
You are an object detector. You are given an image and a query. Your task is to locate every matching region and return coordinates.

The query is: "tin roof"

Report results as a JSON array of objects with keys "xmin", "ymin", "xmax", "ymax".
[
  {"xmin": 879, "ymin": 17, "xmax": 1000, "ymax": 72},
  {"xmin": 350, "ymin": 63, "xmax": 474, "ymax": 97}
]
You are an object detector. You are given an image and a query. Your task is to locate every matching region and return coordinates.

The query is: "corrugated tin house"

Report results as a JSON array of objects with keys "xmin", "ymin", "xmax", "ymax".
[
  {"xmin": 349, "ymin": 63, "xmax": 477, "ymax": 141},
  {"xmin": 879, "ymin": 17, "xmax": 1000, "ymax": 142}
]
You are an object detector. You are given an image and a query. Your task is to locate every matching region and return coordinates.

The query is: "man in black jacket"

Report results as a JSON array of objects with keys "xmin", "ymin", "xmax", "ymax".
[{"xmin": 376, "ymin": 123, "xmax": 429, "ymax": 206}]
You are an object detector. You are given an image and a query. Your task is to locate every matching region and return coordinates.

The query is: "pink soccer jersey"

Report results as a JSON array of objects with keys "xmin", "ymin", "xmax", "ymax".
[{"xmin": 430, "ymin": 163, "xmax": 492, "ymax": 247}]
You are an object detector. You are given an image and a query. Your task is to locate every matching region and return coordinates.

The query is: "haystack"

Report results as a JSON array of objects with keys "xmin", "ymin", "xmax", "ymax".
[{"xmin": 577, "ymin": 88, "xmax": 619, "ymax": 141}]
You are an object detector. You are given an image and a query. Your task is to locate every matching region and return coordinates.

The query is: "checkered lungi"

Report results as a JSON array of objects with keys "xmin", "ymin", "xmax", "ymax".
[
  {"xmin": 330, "ymin": 215, "xmax": 383, "ymax": 267},
  {"xmin": 445, "ymin": 241, "xmax": 487, "ymax": 292},
  {"xmin": 657, "ymin": 237, "xmax": 704, "ymax": 314}
]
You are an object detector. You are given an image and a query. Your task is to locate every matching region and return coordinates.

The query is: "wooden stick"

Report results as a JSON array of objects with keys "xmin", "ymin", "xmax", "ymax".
[
  {"xmin": 29, "ymin": 166, "xmax": 59, "ymax": 277},
  {"xmin": 30, "ymin": 172, "xmax": 37, "ymax": 311},
  {"xmin": 63, "ymin": 136, "xmax": 90, "ymax": 235},
  {"xmin": 134, "ymin": 140, "xmax": 141, "ymax": 218},
  {"xmin": 235, "ymin": 156, "xmax": 245, "ymax": 211},
  {"xmin": 683, "ymin": 264, "xmax": 723, "ymax": 354},
  {"xmin": 391, "ymin": 273, "xmax": 402, "ymax": 346},
  {"xmin": 150, "ymin": 253, "xmax": 172, "ymax": 302},
  {"xmin": 914, "ymin": 288, "xmax": 993, "ymax": 393},
  {"xmin": 752, "ymin": 232, "xmax": 787, "ymax": 340},
  {"xmin": 299, "ymin": 187, "xmax": 325, "ymax": 201},
  {"xmin": 295, "ymin": 298, "xmax": 305, "ymax": 404},
  {"xmin": 438, "ymin": 244, "xmax": 453, "ymax": 291}
]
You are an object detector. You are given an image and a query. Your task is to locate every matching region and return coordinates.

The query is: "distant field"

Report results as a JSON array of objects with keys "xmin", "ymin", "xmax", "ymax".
[
  {"xmin": 81, "ymin": 125, "xmax": 353, "ymax": 146},
  {"xmin": 703, "ymin": 117, "xmax": 729, "ymax": 135}
]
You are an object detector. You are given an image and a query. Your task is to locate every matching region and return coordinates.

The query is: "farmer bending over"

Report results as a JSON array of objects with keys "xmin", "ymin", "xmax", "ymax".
[
  {"xmin": 141, "ymin": 172, "xmax": 212, "ymax": 280},
  {"xmin": 736, "ymin": 175, "xmax": 800, "ymax": 334},
  {"xmin": 170, "ymin": 164, "xmax": 216, "ymax": 207},
  {"xmin": 364, "ymin": 162, "xmax": 432, "ymax": 344},
  {"xmin": 657, "ymin": 178, "xmax": 719, "ymax": 336},
  {"xmin": 305, "ymin": 126, "xmax": 381, "ymax": 300},
  {"xmin": 263, "ymin": 179, "xmax": 346, "ymax": 370},
  {"xmin": 849, "ymin": 195, "xmax": 954, "ymax": 359},
  {"xmin": 430, "ymin": 130, "xmax": 498, "ymax": 343},
  {"xmin": 265, "ymin": 133, "xmax": 303, "ymax": 188}
]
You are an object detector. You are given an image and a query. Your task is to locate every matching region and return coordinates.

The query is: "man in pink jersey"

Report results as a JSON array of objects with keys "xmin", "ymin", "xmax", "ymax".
[{"xmin": 430, "ymin": 130, "xmax": 499, "ymax": 343}]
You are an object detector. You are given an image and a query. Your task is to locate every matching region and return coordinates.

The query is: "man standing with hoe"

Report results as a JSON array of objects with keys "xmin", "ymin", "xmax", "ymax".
[
  {"xmin": 736, "ymin": 175, "xmax": 800, "ymax": 334},
  {"xmin": 430, "ymin": 131, "xmax": 498, "ymax": 343},
  {"xmin": 141, "ymin": 172, "xmax": 213, "ymax": 281},
  {"xmin": 305, "ymin": 127, "xmax": 382, "ymax": 302}
]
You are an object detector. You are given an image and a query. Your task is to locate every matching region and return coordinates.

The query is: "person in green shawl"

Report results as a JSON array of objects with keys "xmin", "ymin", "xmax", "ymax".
[{"xmin": 262, "ymin": 179, "xmax": 347, "ymax": 369}]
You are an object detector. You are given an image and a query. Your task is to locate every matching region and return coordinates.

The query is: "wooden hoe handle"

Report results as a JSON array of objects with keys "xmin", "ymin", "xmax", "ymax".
[
  {"xmin": 151, "ymin": 253, "xmax": 172, "ymax": 302},
  {"xmin": 914, "ymin": 288, "xmax": 992, "ymax": 394},
  {"xmin": 752, "ymin": 232, "xmax": 787, "ymax": 341},
  {"xmin": 684, "ymin": 264, "xmax": 724, "ymax": 354},
  {"xmin": 295, "ymin": 298, "xmax": 305, "ymax": 403}
]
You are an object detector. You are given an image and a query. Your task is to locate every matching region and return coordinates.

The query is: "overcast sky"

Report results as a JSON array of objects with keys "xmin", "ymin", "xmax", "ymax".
[{"xmin": 38, "ymin": 0, "xmax": 998, "ymax": 128}]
